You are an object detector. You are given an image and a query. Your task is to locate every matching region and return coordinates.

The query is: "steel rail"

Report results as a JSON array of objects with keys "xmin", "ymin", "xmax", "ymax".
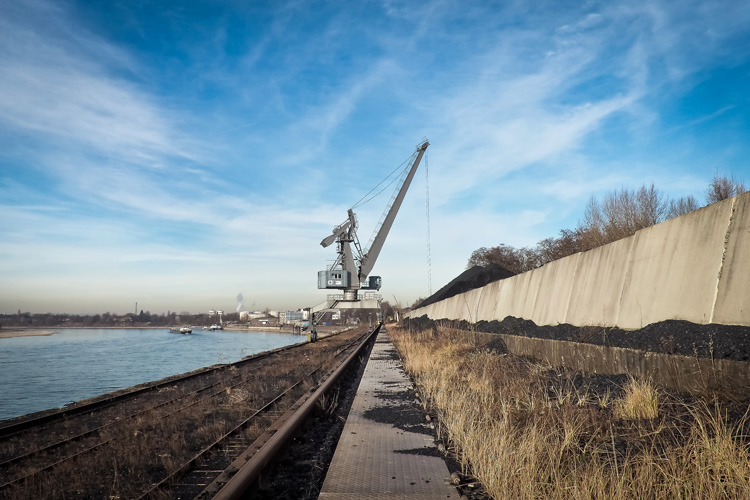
[
  {"xmin": 134, "ymin": 379, "xmax": 307, "ymax": 500},
  {"xmin": 0, "ymin": 437, "xmax": 118, "ymax": 491},
  {"xmin": 204, "ymin": 324, "xmax": 381, "ymax": 500}
]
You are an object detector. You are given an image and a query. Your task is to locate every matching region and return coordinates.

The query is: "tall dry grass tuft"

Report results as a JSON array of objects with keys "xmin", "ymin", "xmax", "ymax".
[
  {"xmin": 615, "ymin": 377, "xmax": 659, "ymax": 420},
  {"xmin": 391, "ymin": 325, "xmax": 750, "ymax": 500}
]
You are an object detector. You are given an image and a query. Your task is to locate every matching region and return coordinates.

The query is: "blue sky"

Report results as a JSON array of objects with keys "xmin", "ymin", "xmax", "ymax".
[{"xmin": 2, "ymin": 0, "xmax": 749, "ymax": 315}]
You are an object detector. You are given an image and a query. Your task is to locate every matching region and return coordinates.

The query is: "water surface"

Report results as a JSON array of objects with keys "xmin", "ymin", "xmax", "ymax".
[{"xmin": 0, "ymin": 328, "xmax": 302, "ymax": 421}]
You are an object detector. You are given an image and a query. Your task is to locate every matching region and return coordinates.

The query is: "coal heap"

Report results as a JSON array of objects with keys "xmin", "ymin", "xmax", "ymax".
[{"xmin": 418, "ymin": 264, "xmax": 515, "ymax": 309}]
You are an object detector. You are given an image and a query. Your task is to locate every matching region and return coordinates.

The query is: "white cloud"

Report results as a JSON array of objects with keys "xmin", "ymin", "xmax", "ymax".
[{"xmin": 0, "ymin": 6, "xmax": 192, "ymax": 167}]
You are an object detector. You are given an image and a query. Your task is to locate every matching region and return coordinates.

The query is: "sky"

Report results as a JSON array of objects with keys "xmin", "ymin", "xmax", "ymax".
[{"xmin": 2, "ymin": 0, "xmax": 750, "ymax": 315}]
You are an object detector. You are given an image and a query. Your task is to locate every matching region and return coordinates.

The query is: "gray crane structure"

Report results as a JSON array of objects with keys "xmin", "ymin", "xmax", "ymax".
[{"xmin": 312, "ymin": 139, "xmax": 429, "ymax": 314}]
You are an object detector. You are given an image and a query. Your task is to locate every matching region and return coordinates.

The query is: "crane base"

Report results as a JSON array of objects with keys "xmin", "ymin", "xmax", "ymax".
[{"xmin": 312, "ymin": 295, "xmax": 381, "ymax": 313}]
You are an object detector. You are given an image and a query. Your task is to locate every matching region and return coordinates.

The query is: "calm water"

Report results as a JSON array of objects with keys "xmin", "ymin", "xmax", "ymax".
[{"xmin": 0, "ymin": 328, "xmax": 303, "ymax": 421}]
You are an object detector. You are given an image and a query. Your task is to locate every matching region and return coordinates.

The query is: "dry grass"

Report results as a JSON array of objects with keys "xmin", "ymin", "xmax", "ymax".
[
  {"xmin": 391, "ymin": 325, "xmax": 750, "ymax": 500},
  {"xmin": 615, "ymin": 377, "xmax": 659, "ymax": 420}
]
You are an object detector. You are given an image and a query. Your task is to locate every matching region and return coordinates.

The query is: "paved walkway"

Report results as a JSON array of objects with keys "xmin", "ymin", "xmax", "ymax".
[{"xmin": 318, "ymin": 328, "xmax": 459, "ymax": 500}]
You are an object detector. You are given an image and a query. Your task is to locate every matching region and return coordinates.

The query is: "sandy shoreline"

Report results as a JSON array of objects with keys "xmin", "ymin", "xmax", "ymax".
[
  {"xmin": 0, "ymin": 328, "xmax": 57, "ymax": 339},
  {"xmin": 0, "ymin": 325, "xmax": 345, "ymax": 339}
]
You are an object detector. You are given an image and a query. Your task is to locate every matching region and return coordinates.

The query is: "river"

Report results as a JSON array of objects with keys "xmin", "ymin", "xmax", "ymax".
[{"xmin": 0, "ymin": 328, "xmax": 302, "ymax": 421}]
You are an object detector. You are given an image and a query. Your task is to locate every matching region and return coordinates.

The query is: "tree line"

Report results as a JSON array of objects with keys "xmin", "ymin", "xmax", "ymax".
[
  {"xmin": 1, "ymin": 311, "xmax": 242, "ymax": 328},
  {"xmin": 468, "ymin": 173, "xmax": 747, "ymax": 274}
]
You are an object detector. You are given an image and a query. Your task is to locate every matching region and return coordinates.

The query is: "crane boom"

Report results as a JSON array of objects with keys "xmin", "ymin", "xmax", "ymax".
[{"xmin": 359, "ymin": 140, "xmax": 428, "ymax": 277}]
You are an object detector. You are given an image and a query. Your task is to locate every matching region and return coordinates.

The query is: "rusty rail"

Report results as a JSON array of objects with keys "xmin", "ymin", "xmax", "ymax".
[{"xmin": 203, "ymin": 324, "xmax": 380, "ymax": 500}]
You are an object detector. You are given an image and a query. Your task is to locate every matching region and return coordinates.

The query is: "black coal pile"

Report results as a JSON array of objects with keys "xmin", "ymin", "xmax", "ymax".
[
  {"xmin": 403, "ymin": 316, "xmax": 750, "ymax": 362},
  {"xmin": 418, "ymin": 264, "xmax": 515, "ymax": 309}
]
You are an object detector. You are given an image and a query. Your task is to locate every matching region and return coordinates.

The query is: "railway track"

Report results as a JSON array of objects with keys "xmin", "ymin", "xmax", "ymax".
[{"xmin": 0, "ymin": 326, "xmax": 378, "ymax": 500}]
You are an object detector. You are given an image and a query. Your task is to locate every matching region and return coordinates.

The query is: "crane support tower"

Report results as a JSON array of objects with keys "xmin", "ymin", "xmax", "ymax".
[{"xmin": 315, "ymin": 139, "xmax": 429, "ymax": 312}]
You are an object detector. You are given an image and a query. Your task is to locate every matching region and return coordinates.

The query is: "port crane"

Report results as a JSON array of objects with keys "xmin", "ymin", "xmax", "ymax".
[{"xmin": 314, "ymin": 139, "xmax": 429, "ymax": 315}]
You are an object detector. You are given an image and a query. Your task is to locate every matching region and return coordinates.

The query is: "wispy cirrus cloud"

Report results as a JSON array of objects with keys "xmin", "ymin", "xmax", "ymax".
[{"xmin": 0, "ymin": 4, "xmax": 189, "ymax": 166}]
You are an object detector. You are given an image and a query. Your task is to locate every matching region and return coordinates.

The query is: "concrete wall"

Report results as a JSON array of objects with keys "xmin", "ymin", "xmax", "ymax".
[{"xmin": 410, "ymin": 191, "xmax": 750, "ymax": 328}]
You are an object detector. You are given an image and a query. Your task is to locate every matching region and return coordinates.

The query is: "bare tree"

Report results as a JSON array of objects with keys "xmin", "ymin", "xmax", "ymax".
[
  {"xmin": 466, "ymin": 246, "xmax": 492, "ymax": 268},
  {"xmin": 467, "ymin": 244, "xmax": 527, "ymax": 273},
  {"xmin": 580, "ymin": 196, "xmax": 606, "ymax": 248},
  {"xmin": 706, "ymin": 173, "xmax": 747, "ymax": 204},
  {"xmin": 380, "ymin": 300, "xmax": 395, "ymax": 320},
  {"xmin": 536, "ymin": 229, "xmax": 588, "ymax": 263},
  {"xmin": 667, "ymin": 195, "xmax": 700, "ymax": 219},
  {"xmin": 635, "ymin": 184, "xmax": 668, "ymax": 228},
  {"xmin": 579, "ymin": 184, "xmax": 668, "ymax": 247}
]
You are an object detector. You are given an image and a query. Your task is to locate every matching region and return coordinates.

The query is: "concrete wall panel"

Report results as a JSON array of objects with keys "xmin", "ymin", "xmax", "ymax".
[
  {"xmin": 461, "ymin": 288, "xmax": 484, "ymax": 323},
  {"xmin": 475, "ymin": 279, "xmax": 501, "ymax": 321},
  {"xmin": 712, "ymin": 194, "xmax": 750, "ymax": 325},
  {"xmin": 509, "ymin": 269, "xmax": 538, "ymax": 320},
  {"xmin": 565, "ymin": 236, "xmax": 633, "ymax": 326},
  {"xmin": 529, "ymin": 255, "xmax": 579, "ymax": 325},
  {"xmin": 495, "ymin": 278, "xmax": 518, "ymax": 320},
  {"xmin": 432, "ymin": 295, "xmax": 455, "ymax": 321},
  {"xmin": 616, "ymin": 201, "xmax": 732, "ymax": 328}
]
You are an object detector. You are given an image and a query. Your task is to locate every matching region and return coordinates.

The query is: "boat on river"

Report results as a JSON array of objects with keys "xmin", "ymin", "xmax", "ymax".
[{"xmin": 170, "ymin": 327, "xmax": 193, "ymax": 334}]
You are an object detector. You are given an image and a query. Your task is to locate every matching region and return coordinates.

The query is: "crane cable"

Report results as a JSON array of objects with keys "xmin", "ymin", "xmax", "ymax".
[
  {"xmin": 425, "ymin": 150, "xmax": 432, "ymax": 296},
  {"xmin": 350, "ymin": 152, "xmax": 415, "ymax": 210}
]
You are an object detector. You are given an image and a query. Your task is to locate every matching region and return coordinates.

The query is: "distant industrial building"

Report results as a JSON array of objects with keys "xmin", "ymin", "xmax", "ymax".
[
  {"xmin": 239, "ymin": 311, "xmax": 267, "ymax": 321},
  {"xmin": 279, "ymin": 310, "xmax": 309, "ymax": 325}
]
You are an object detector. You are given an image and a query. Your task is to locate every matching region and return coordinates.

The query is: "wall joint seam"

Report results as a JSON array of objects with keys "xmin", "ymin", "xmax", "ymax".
[{"xmin": 709, "ymin": 196, "xmax": 737, "ymax": 324}]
